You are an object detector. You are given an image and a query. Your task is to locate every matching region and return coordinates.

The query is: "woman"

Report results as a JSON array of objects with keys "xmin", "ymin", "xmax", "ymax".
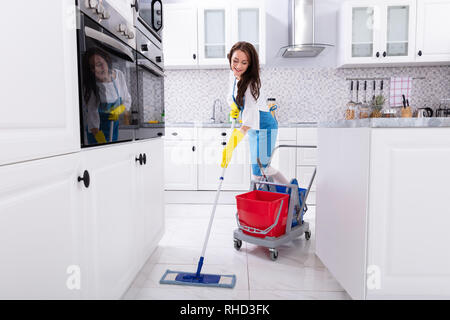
[
  {"xmin": 82, "ymin": 47, "xmax": 132, "ymax": 144},
  {"xmin": 221, "ymin": 42, "xmax": 288, "ymax": 185}
]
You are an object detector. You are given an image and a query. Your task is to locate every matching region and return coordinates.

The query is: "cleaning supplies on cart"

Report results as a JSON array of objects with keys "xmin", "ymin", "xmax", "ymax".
[{"xmin": 267, "ymin": 98, "xmax": 278, "ymax": 121}]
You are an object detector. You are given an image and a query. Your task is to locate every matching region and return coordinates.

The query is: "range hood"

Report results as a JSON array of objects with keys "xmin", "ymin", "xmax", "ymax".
[{"xmin": 280, "ymin": 0, "xmax": 333, "ymax": 58}]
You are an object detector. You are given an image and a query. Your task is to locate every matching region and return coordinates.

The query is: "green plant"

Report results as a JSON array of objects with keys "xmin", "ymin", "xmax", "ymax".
[{"xmin": 373, "ymin": 95, "xmax": 385, "ymax": 106}]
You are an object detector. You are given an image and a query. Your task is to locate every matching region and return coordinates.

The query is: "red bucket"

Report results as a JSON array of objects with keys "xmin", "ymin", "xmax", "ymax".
[{"xmin": 236, "ymin": 190, "xmax": 290, "ymax": 238}]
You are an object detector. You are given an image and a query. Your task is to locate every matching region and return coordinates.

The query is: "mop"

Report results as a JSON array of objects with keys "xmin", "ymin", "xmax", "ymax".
[{"xmin": 160, "ymin": 120, "xmax": 237, "ymax": 289}]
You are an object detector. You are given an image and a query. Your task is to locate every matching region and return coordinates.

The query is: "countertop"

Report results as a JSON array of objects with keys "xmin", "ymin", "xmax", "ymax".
[
  {"xmin": 319, "ymin": 118, "xmax": 450, "ymax": 128},
  {"xmin": 165, "ymin": 121, "xmax": 318, "ymax": 128}
]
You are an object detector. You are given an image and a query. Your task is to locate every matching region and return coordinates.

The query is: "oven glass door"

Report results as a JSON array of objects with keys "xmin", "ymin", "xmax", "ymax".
[
  {"xmin": 135, "ymin": 52, "xmax": 165, "ymax": 139},
  {"xmin": 78, "ymin": 15, "xmax": 139, "ymax": 147}
]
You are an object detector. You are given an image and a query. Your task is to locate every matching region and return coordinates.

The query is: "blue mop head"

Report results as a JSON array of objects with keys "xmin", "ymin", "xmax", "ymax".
[{"xmin": 160, "ymin": 269, "xmax": 236, "ymax": 289}]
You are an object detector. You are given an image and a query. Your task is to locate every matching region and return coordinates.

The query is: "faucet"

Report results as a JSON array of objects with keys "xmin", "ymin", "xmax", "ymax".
[{"xmin": 211, "ymin": 99, "xmax": 223, "ymax": 123}]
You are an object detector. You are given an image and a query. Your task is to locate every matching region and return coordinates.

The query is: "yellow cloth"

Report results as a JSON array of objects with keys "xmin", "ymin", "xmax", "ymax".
[
  {"xmin": 230, "ymin": 102, "xmax": 240, "ymax": 119},
  {"xmin": 221, "ymin": 129, "xmax": 244, "ymax": 168},
  {"xmin": 94, "ymin": 130, "xmax": 107, "ymax": 143},
  {"xmin": 108, "ymin": 104, "xmax": 126, "ymax": 121}
]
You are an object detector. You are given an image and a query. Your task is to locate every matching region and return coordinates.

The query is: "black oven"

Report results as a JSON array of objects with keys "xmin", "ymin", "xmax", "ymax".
[
  {"xmin": 135, "ymin": 28, "xmax": 165, "ymax": 140},
  {"xmin": 133, "ymin": 0, "xmax": 163, "ymax": 41},
  {"xmin": 76, "ymin": 0, "xmax": 164, "ymax": 147}
]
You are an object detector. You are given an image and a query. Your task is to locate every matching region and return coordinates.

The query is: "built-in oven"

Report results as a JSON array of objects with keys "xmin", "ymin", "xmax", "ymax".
[
  {"xmin": 132, "ymin": 0, "xmax": 163, "ymax": 42},
  {"xmin": 135, "ymin": 28, "xmax": 165, "ymax": 140},
  {"xmin": 77, "ymin": 0, "xmax": 138, "ymax": 147}
]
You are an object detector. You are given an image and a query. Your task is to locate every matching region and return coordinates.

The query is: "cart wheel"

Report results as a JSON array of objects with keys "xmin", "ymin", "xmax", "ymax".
[
  {"xmin": 234, "ymin": 239, "xmax": 242, "ymax": 251},
  {"xmin": 305, "ymin": 231, "xmax": 311, "ymax": 240},
  {"xmin": 269, "ymin": 248, "xmax": 278, "ymax": 261}
]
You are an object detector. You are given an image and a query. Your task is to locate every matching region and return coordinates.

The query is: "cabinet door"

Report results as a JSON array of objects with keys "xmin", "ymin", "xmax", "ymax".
[
  {"xmin": 379, "ymin": 0, "xmax": 416, "ymax": 62},
  {"xmin": 163, "ymin": 4, "xmax": 199, "ymax": 67},
  {"xmin": 367, "ymin": 129, "xmax": 450, "ymax": 299},
  {"xmin": 164, "ymin": 140, "xmax": 198, "ymax": 190},
  {"xmin": 135, "ymin": 139, "xmax": 165, "ymax": 265},
  {"xmin": 340, "ymin": 1, "xmax": 382, "ymax": 65},
  {"xmin": 197, "ymin": 137, "xmax": 250, "ymax": 191},
  {"xmin": 416, "ymin": 0, "xmax": 450, "ymax": 62},
  {"xmin": 0, "ymin": 0, "xmax": 80, "ymax": 166},
  {"xmin": 231, "ymin": 1, "xmax": 266, "ymax": 64},
  {"xmin": 0, "ymin": 154, "xmax": 83, "ymax": 299},
  {"xmin": 198, "ymin": 4, "xmax": 231, "ymax": 66},
  {"xmin": 81, "ymin": 143, "xmax": 138, "ymax": 299}
]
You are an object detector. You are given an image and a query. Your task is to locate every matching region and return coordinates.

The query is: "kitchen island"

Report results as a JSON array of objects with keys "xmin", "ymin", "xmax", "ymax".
[{"xmin": 316, "ymin": 118, "xmax": 450, "ymax": 300}]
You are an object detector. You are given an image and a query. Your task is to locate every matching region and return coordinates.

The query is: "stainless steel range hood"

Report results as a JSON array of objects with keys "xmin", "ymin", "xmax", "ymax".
[{"xmin": 280, "ymin": 0, "xmax": 333, "ymax": 58}]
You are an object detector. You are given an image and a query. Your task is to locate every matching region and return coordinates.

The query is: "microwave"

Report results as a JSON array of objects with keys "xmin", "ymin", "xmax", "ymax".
[{"xmin": 133, "ymin": 0, "xmax": 163, "ymax": 42}]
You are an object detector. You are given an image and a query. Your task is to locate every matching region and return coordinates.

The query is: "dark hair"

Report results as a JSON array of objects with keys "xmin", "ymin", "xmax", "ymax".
[
  {"xmin": 227, "ymin": 42, "xmax": 261, "ymax": 108},
  {"xmin": 82, "ymin": 47, "xmax": 112, "ymax": 104}
]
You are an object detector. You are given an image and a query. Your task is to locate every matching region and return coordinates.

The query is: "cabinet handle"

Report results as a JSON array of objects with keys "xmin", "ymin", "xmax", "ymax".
[
  {"xmin": 221, "ymin": 132, "xmax": 226, "ymax": 136},
  {"xmin": 418, "ymin": 50, "xmax": 422, "ymax": 56},
  {"xmin": 383, "ymin": 51, "xmax": 387, "ymax": 57},
  {"xmin": 375, "ymin": 52, "xmax": 380, "ymax": 58},
  {"xmin": 78, "ymin": 170, "xmax": 90, "ymax": 188},
  {"xmin": 171, "ymin": 132, "xmax": 178, "ymax": 136},
  {"xmin": 142, "ymin": 153, "xmax": 147, "ymax": 165},
  {"xmin": 193, "ymin": 53, "xmax": 196, "ymax": 60},
  {"xmin": 192, "ymin": 146, "xmax": 196, "ymax": 152},
  {"xmin": 135, "ymin": 153, "xmax": 143, "ymax": 165},
  {"xmin": 221, "ymin": 142, "xmax": 226, "ymax": 146}
]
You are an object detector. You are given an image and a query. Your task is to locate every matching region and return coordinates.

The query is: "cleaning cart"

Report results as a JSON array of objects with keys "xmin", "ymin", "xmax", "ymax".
[{"xmin": 233, "ymin": 144, "xmax": 317, "ymax": 261}]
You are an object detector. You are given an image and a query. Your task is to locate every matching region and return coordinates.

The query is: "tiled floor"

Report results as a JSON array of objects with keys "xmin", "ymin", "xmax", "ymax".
[{"xmin": 122, "ymin": 204, "xmax": 351, "ymax": 300}]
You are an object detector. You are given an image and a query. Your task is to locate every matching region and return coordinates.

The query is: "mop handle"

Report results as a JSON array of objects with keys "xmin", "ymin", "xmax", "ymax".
[{"xmin": 199, "ymin": 120, "xmax": 236, "ymax": 259}]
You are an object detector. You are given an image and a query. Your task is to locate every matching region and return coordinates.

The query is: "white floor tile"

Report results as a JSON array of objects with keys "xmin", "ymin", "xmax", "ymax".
[{"xmin": 122, "ymin": 203, "xmax": 350, "ymax": 300}]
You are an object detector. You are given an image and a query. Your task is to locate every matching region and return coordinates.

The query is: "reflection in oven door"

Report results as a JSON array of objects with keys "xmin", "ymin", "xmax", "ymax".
[
  {"xmin": 77, "ymin": 15, "xmax": 139, "ymax": 147},
  {"xmin": 135, "ymin": 52, "xmax": 165, "ymax": 140}
]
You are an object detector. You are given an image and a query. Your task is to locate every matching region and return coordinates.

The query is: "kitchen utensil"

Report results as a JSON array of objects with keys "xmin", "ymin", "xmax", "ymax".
[
  {"xmin": 372, "ymin": 80, "xmax": 376, "ymax": 103},
  {"xmin": 359, "ymin": 80, "xmax": 370, "ymax": 119},
  {"xmin": 417, "ymin": 107, "xmax": 433, "ymax": 117}
]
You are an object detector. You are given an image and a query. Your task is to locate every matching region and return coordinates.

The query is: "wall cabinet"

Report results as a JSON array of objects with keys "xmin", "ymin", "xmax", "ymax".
[
  {"xmin": 163, "ymin": 0, "xmax": 265, "ymax": 68},
  {"xmin": 0, "ymin": 0, "xmax": 80, "ymax": 166},
  {"xmin": 338, "ymin": 0, "xmax": 450, "ymax": 67}
]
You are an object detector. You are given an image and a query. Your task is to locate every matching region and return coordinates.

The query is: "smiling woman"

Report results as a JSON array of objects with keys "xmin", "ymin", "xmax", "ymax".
[{"xmin": 221, "ymin": 41, "xmax": 289, "ymax": 185}]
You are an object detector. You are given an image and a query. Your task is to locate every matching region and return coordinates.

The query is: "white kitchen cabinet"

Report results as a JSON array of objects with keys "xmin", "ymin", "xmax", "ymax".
[
  {"xmin": 164, "ymin": 140, "xmax": 198, "ymax": 190},
  {"xmin": 415, "ymin": 0, "xmax": 450, "ymax": 62},
  {"xmin": 0, "ymin": 153, "xmax": 84, "ymax": 299},
  {"xmin": 197, "ymin": 129, "xmax": 250, "ymax": 191},
  {"xmin": 271, "ymin": 128, "xmax": 297, "ymax": 182},
  {"xmin": 317, "ymin": 127, "xmax": 450, "ymax": 299},
  {"xmin": 339, "ymin": 0, "xmax": 450, "ymax": 67},
  {"xmin": 80, "ymin": 143, "xmax": 139, "ymax": 300},
  {"xmin": 163, "ymin": 0, "xmax": 265, "ymax": 68},
  {"xmin": 296, "ymin": 128, "xmax": 317, "ymax": 205},
  {"xmin": 134, "ymin": 139, "xmax": 165, "ymax": 266},
  {"xmin": 0, "ymin": 0, "xmax": 80, "ymax": 166},
  {"xmin": 197, "ymin": 3, "xmax": 232, "ymax": 66},
  {"xmin": 163, "ymin": 4, "xmax": 199, "ymax": 67}
]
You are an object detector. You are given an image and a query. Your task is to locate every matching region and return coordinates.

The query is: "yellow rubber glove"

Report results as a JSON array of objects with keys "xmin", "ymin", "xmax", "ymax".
[
  {"xmin": 221, "ymin": 129, "xmax": 244, "ymax": 168},
  {"xmin": 108, "ymin": 104, "xmax": 126, "ymax": 121},
  {"xmin": 230, "ymin": 102, "xmax": 240, "ymax": 119},
  {"xmin": 94, "ymin": 130, "xmax": 107, "ymax": 143}
]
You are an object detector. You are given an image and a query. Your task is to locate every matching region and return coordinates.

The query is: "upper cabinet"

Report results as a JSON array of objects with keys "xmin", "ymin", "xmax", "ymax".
[
  {"xmin": 339, "ymin": 0, "xmax": 450, "ymax": 67},
  {"xmin": 416, "ymin": 0, "xmax": 450, "ymax": 62},
  {"xmin": 163, "ymin": 0, "xmax": 265, "ymax": 68}
]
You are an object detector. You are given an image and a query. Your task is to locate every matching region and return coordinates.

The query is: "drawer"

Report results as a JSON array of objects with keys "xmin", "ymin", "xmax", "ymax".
[
  {"xmin": 165, "ymin": 127, "xmax": 196, "ymax": 140},
  {"xmin": 197, "ymin": 128, "xmax": 231, "ymax": 141},
  {"xmin": 297, "ymin": 128, "xmax": 317, "ymax": 145},
  {"xmin": 277, "ymin": 128, "xmax": 296, "ymax": 141}
]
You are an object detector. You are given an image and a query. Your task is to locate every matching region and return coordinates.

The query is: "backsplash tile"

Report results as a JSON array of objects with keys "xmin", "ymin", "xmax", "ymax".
[{"xmin": 162, "ymin": 66, "xmax": 450, "ymax": 123}]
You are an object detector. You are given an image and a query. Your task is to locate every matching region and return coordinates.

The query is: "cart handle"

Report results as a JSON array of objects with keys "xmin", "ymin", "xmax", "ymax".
[{"xmin": 235, "ymin": 200, "xmax": 284, "ymax": 235}]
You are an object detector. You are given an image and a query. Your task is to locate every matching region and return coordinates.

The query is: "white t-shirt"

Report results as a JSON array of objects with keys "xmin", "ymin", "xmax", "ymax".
[
  {"xmin": 227, "ymin": 71, "xmax": 269, "ymax": 130},
  {"xmin": 85, "ymin": 69, "xmax": 132, "ymax": 131}
]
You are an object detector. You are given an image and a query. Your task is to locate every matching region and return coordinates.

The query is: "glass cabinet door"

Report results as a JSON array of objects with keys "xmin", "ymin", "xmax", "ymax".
[
  {"xmin": 204, "ymin": 9, "xmax": 226, "ymax": 59},
  {"xmin": 238, "ymin": 8, "xmax": 259, "ymax": 53},
  {"xmin": 352, "ymin": 7, "xmax": 375, "ymax": 57},
  {"xmin": 385, "ymin": 5, "xmax": 410, "ymax": 57}
]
